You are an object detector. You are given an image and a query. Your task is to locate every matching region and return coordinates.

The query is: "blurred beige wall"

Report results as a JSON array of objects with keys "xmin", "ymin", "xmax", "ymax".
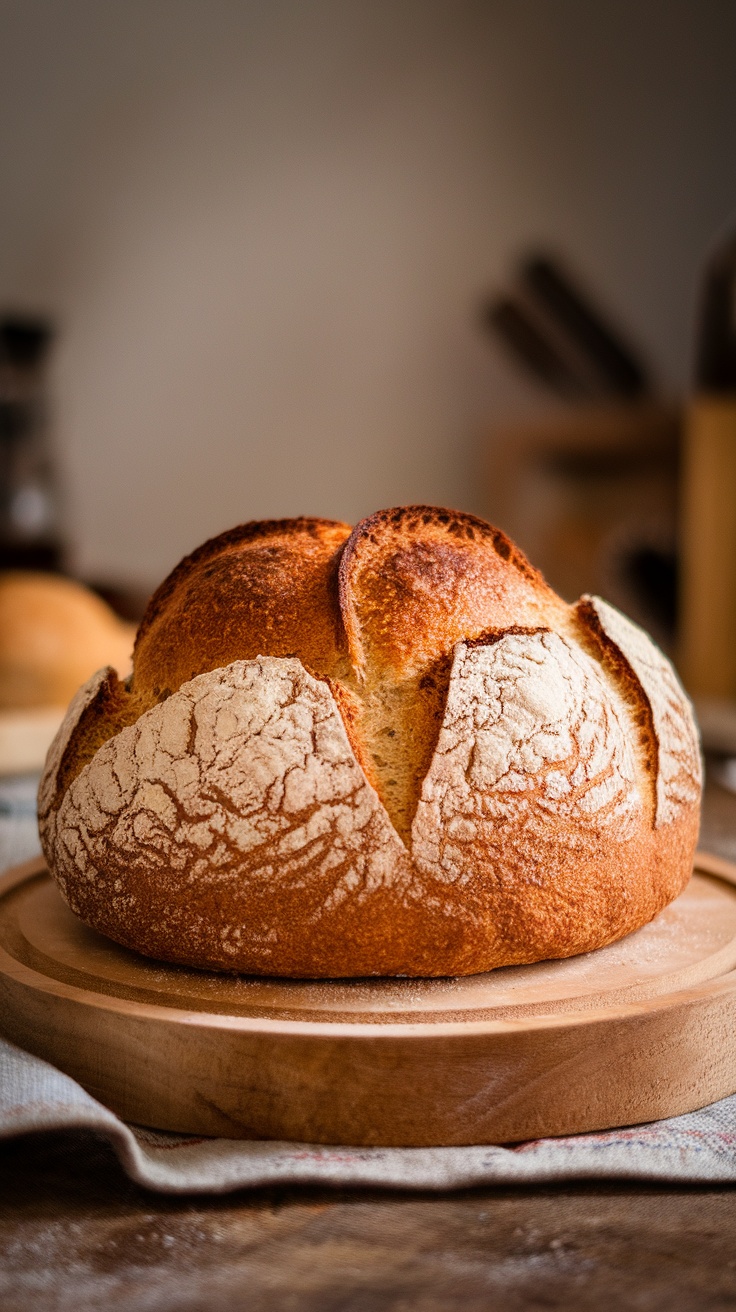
[{"xmin": 1, "ymin": 0, "xmax": 735, "ymax": 585}]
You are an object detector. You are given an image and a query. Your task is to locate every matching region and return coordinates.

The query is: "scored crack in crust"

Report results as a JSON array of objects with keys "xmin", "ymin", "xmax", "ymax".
[
  {"xmin": 38, "ymin": 506, "xmax": 702, "ymax": 977},
  {"xmin": 575, "ymin": 594, "xmax": 702, "ymax": 827}
]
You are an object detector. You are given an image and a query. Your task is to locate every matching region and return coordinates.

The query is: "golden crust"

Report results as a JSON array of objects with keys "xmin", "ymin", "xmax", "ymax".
[
  {"xmin": 38, "ymin": 507, "xmax": 702, "ymax": 977},
  {"xmin": 338, "ymin": 504, "xmax": 560, "ymax": 677},
  {"xmin": 134, "ymin": 517, "xmax": 352, "ymax": 698},
  {"xmin": 337, "ymin": 506, "xmax": 567, "ymax": 840}
]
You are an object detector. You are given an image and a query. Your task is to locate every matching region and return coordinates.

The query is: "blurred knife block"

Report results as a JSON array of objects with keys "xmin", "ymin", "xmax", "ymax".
[
  {"xmin": 680, "ymin": 397, "xmax": 736, "ymax": 698},
  {"xmin": 484, "ymin": 401, "xmax": 680, "ymax": 650}
]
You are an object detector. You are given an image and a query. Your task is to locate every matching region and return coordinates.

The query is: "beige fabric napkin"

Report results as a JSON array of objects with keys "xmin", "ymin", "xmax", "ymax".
[{"xmin": 2, "ymin": 1036, "xmax": 736, "ymax": 1193}]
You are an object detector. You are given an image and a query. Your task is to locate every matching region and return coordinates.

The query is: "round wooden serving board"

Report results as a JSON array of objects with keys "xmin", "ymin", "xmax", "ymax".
[{"xmin": 2, "ymin": 853, "xmax": 736, "ymax": 1146}]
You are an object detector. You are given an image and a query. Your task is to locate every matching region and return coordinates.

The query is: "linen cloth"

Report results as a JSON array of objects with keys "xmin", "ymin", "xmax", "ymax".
[
  {"xmin": 1, "ymin": 773, "xmax": 735, "ymax": 1194},
  {"xmin": 2, "ymin": 1036, "xmax": 736, "ymax": 1193}
]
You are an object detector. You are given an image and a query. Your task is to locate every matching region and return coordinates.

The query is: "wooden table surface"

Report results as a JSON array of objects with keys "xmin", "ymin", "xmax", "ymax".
[{"xmin": 2, "ymin": 769, "xmax": 736, "ymax": 1312}]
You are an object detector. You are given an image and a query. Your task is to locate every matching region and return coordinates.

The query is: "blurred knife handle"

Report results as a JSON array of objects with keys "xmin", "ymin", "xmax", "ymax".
[{"xmin": 680, "ymin": 396, "xmax": 736, "ymax": 696}]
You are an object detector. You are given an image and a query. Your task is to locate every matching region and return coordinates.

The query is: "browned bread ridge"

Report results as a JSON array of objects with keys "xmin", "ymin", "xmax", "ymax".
[
  {"xmin": 38, "ymin": 507, "xmax": 701, "ymax": 977},
  {"xmin": 134, "ymin": 517, "xmax": 353, "ymax": 695}
]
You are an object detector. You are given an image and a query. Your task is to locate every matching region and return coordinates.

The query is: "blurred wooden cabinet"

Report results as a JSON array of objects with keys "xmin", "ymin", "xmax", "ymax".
[
  {"xmin": 680, "ymin": 398, "xmax": 736, "ymax": 698},
  {"xmin": 484, "ymin": 402, "xmax": 680, "ymax": 651}
]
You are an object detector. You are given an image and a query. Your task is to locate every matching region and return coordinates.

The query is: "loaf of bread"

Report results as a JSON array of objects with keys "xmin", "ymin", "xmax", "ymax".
[{"xmin": 38, "ymin": 508, "xmax": 701, "ymax": 977}]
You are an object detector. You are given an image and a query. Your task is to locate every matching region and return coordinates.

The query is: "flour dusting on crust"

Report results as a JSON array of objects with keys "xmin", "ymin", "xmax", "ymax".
[
  {"xmin": 40, "ymin": 658, "xmax": 411, "ymax": 963},
  {"xmin": 583, "ymin": 596, "xmax": 701, "ymax": 827},
  {"xmin": 411, "ymin": 630, "xmax": 642, "ymax": 886}
]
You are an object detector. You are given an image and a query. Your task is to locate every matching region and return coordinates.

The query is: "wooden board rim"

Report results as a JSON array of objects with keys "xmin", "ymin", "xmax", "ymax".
[
  {"xmin": 4, "ymin": 853, "xmax": 736, "ymax": 1143},
  {"xmin": 2, "ymin": 852, "xmax": 736, "ymax": 1040}
]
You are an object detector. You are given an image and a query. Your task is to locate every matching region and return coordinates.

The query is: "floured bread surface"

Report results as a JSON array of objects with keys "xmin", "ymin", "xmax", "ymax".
[
  {"xmin": 38, "ymin": 507, "xmax": 702, "ymax": 977},
  {"xmin": 413, "ymin": 632, "xmax": 658, "ymax": 966},
  {"xmin": 39, "ymin": 658, "xmax": 451, "ymax": 976}
]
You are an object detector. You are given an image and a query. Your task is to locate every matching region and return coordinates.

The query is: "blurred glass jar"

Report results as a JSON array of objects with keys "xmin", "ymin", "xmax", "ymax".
[{"xmin": 0, "ymin": 316, "xmax": 62, "ymax": 570}]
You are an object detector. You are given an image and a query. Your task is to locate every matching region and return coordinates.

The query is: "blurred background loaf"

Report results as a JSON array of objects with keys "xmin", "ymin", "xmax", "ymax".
[
  {"xmin": 0, "ymin": 572, "xmax": 134, "ymax": 775},
  {"xmin": 0, "ymin": 572, "xmax": 134, "ymax": 710}
]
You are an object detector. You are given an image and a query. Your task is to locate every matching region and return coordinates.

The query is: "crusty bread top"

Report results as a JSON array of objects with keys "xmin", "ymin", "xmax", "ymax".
[
  {"xmin": 38, "ymin": 506, "xmax": 703, "ymax": 977},
  {"xmin": 47, "ymin": 507, "xmax": 698, "ymax": 847}
]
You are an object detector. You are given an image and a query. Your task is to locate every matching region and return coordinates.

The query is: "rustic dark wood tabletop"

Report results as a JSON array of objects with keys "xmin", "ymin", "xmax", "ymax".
[{"xmin": 2, "ymin": 768, "xmax": 736, "ymax": 1312}]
